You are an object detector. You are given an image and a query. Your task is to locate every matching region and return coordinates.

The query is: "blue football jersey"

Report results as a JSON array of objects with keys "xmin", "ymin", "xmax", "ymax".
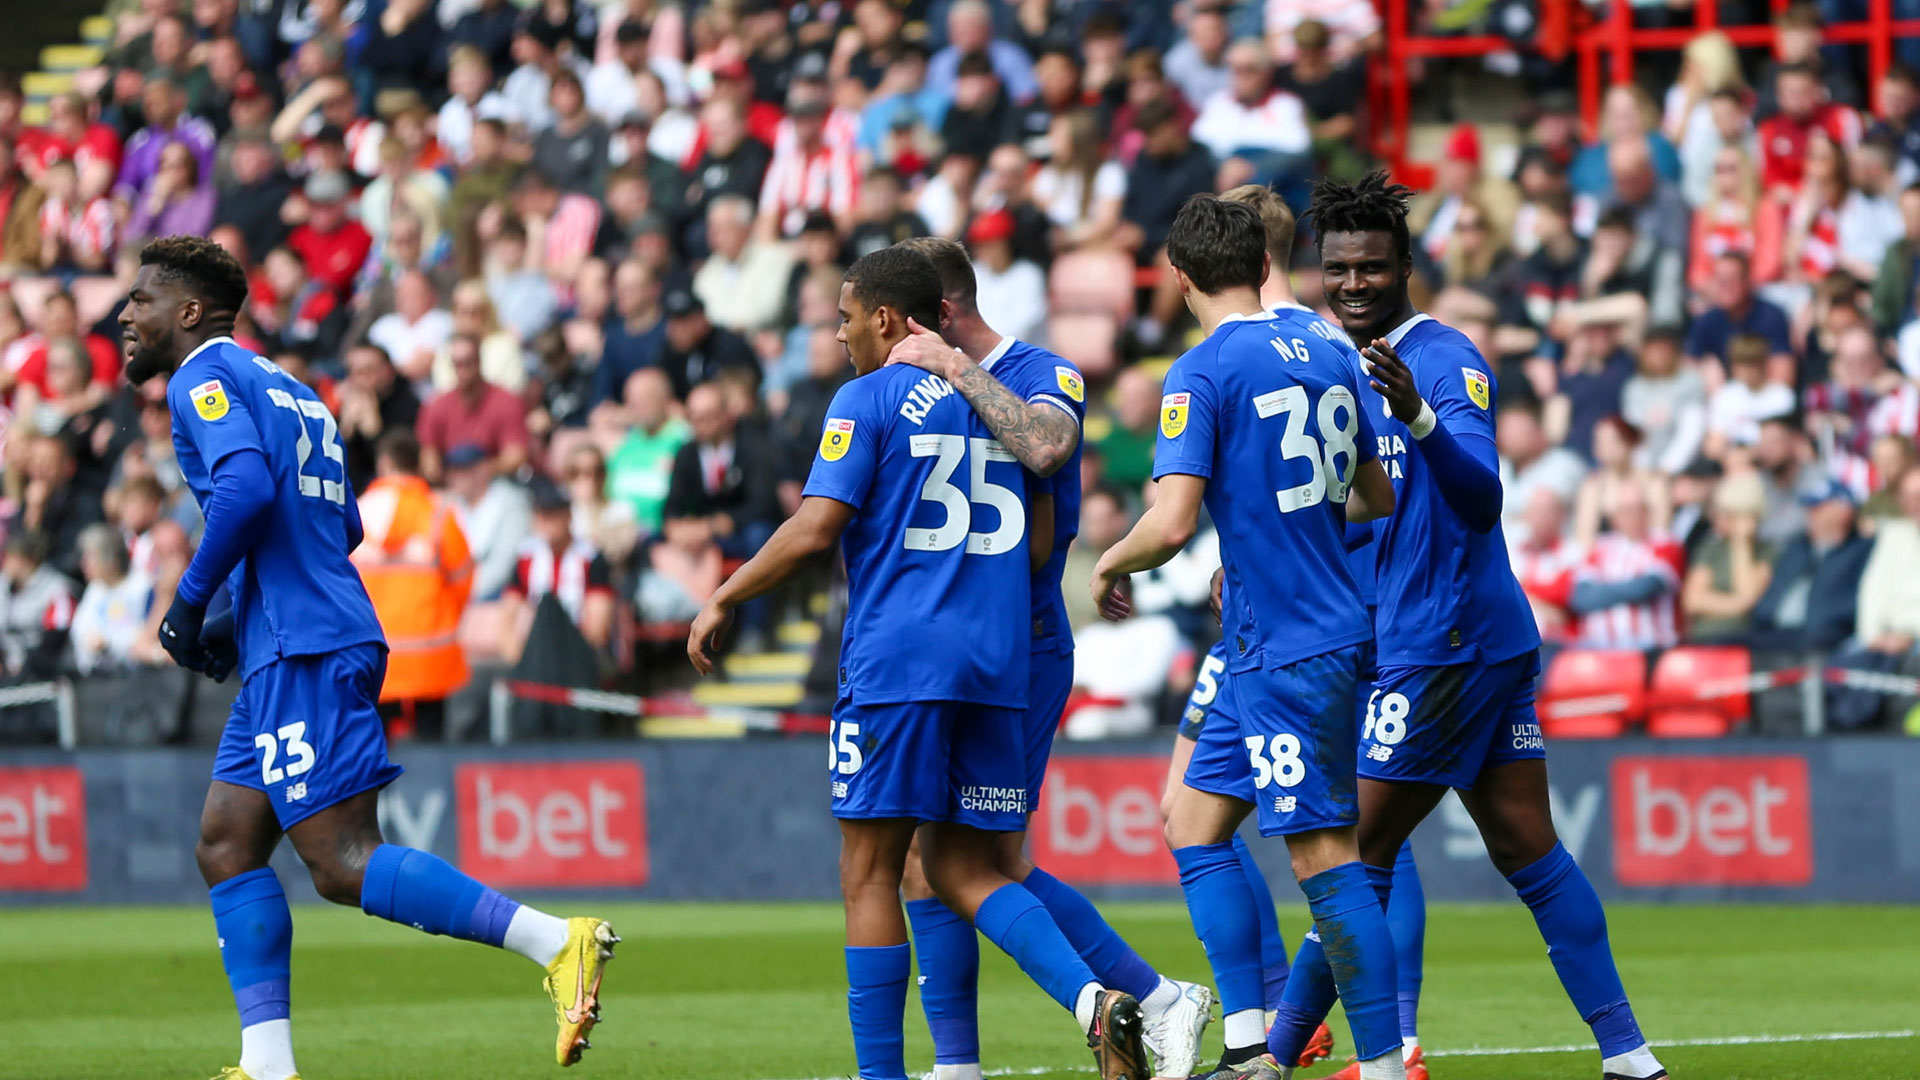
[
  {"xmin": 167, "ymin": 338, "xmax": 385, "ymax": 681},
  {"xmin": 802, "ymin": 364, "xmax": 1031, "ymax": 707},
  {"xmin": 1357, "ymin": 315, "xmax": 1539, "ymax": 666},
  {"xmin": 1154, "ymin": 309, "xmax": 1377, "ymax": 673},
  {"xmin": 979, "ymin": 337, "xmax": 1085, "ymax": 655}
]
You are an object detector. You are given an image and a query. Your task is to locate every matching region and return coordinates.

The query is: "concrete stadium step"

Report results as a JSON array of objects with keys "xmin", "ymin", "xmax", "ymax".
[
  {"xmin": 81, "ymin": 15, "xmax": 113, "ymax": 45},
  {"xmin": 638, "ymin": 714, "xmax": 750, "ymax": 738},
  {"xmin": 724, "ymin": 651, "xmax": 811, "ymax": 678},
  {"xmin": 24, "ymin": 72, "xmax": 75, "ymax": 98},
  {"xmin": 777, "ymin": 621, "xmax": 820, "ymax": 647},
  {"xmin": 39, "ymin": 44, "xmax": 103, "ymax": 71},
  {"xmin": 691, "ymin": 680, "xmax": 804, "ymax": 708},
  {"xmin": 20, "ymin": 104, "xmax": 48, "ymax": 126}
]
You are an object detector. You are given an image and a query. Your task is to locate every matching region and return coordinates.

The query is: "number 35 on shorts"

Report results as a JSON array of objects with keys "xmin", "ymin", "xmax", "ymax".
[{"xmin": 1243, "ymin": 733, "xmax": 1305, "ymax": 789}]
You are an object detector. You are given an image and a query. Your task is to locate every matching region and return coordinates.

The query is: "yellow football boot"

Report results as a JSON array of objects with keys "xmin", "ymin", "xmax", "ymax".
[{"xmin": 543, "ymin": 917, "xmax": 619, "ymax": 1066}]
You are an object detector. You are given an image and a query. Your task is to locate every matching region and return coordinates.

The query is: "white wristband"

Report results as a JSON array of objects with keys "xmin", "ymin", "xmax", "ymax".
[{"xmin": 1408, "ymin": 400, "xmax": 1438, "ymax": 440}]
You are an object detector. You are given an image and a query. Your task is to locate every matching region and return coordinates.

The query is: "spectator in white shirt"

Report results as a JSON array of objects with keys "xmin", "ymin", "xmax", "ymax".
[
  {"xmin": 1191, "ymin": 40, "xmax": 1312, "ymax": 187},
  {"xmin": 967, "ymin": 210, "xmax": 1046, "ymax": 345},
  {"xmin": 691, "ymin": 195, "xmax": 795, "ymax": 333},
  {"xmin": 1839, "ymin": 135, "xmax": 1906, "ymax": 282},
  {"xmin": 1265, "ymin": 0, "xmax": 1382, "ymax": 64},
  {"xmin": 1163, "ymin": 2, "xmax": 1232, "ymax": 109},
  {"xmin": 368, "ymin": 270, "xmax": 456, "ymax": 389},
  {"xmin": 71, "ymin": 524, "xmax": 155, "ymax": 674},
  {"xmin": 1029, "ymin": 109, "xmax": 1128, "ymax": 252},
  {"xmin": 1706, "ymin": 332, "xmax": 1798, "ymax": 456},
  {"xmin": 438, "ymin": 46, "xmax": 516, "ymax": 164},
  {"xmin": 585, "ymin": 19, "xmax": 688, "ymax": 126}
]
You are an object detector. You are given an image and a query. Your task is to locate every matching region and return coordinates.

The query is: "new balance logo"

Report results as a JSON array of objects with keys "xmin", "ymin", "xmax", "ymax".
[
  {"xmin": 831, "ymin": 781, "xmax": 849, "ymax": 798},
  {"xmin": 285, "ymin": 782, "xmax": 308, "ymax": 802},
  {"xmin": 1272, "ymin": 796, "xmax": 1297, "ymax": 813},
  {"xmin": 1366, "ymin": 745, "xmax": 1394, "ymax": 762}
]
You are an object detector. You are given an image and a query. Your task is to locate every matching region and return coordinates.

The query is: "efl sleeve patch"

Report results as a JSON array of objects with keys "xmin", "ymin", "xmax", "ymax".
[
  {"xmin": 1160, "ymin": 392, "xmax": 1190, "ymax": 437},
  {"xmin": 190, "ymin": 379, "xmax": 230, "ymax": 421},
  {"xmin": 819, "ymin": 418, "xmax": 856, "ymax": 461},
  {"xmin": 1461, "ymin": 368, "xmax": 1490, "ymax": 410},
  {"xmin": 1054, "ymin": 365, "xmax": 1084, "ymax": 403}
]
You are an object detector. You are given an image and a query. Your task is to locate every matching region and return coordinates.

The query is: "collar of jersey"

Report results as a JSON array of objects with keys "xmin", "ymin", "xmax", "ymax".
[
  {"xmin": 1384, "ymin": 313, "xmax": 1433, "ymax": 347},
  {"xmin": 979, "ymin": 336, "xmax": 1015, "ymax": 371},
  {"xmin": 180, "ymin": 336, "xmax": 238, "ymax": 369},
  {"xmin": 1214, "ymin": 308, "xmax": 1277, "ymax": 328}
]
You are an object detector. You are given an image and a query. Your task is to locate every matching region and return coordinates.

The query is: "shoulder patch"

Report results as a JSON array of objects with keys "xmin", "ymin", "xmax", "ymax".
[
  {"xmin": 190, "ymin": 379, "xmax": 230, "ymax": 421},
  {"xmin": 819, "ymin": 417, "xmax": 855, "ymax": 461},
  {"xmin": 1054, "ymin": 365, "xmax": 1084, "ymax": 403},
  {"xmin": 1160, "ymin": 392, "xmax": 1190, "ymax": 438},
  {"xmin": 1461, "ymin": 367, "xmax": 1490, "ymax": 410}
]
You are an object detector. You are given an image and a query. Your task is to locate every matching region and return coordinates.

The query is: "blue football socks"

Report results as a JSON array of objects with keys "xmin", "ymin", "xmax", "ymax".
[
  {"xmin": 905, "ymin": 897, "xmax": 980, "ymax": 1067},
  {"xmin": 1022, "ymin": 867, "xmax": 1160, "ymax": 1002},
  {"xmin": 1507, "ymin": 843, "xmax": 1645, "ymax": 1056},
  {"xmin": 972, "ymin": 882, "xmax": 1099, "ymax": 1013},
  {"xmin": 210, "ymin": 868, "xmax": 293, "ymax": 1028},
  {"xmin": 358, "ymin": 844, "xmax": 519, "ymax": 947},
  {"xmin": 1267, "ymin": 924, "xmax": 1339, "ymax": 1065},
  {"xmin": 1173, "ymin": 842, "xmax": 1267, "ymax": 1034},
  {"xmin": 1279, "ymin": 862, "xmax": 1400, "ymax": 1064},
  {"xmin": 1388, "ymin": 842, "xmax": 1426, "ymax": 1044},
  {"xmin": 847, "ymin": 944, "xmax": 911, "ymax": 1080},
  {"xmin": 1233, "ymin": 834, "xmax": 1292, "ymax": 1010}
]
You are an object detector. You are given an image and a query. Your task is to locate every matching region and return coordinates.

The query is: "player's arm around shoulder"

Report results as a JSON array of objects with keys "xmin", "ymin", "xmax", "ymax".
[{"xmin": 885, "ymin": 319, "xmax": 1079, "ymax": 476}]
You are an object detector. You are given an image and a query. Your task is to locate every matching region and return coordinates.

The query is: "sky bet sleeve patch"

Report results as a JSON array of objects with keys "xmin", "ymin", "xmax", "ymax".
[
  {"xmin": 191, "ymin": 379, "xmax": 230, "ymax": 421},
  {"xmin": 1160, "ymin": 392, "xmax": 1190, "ymax": 438},
  {"xmin": 819, "ymin": 417, "xmax": 855, "ymax": 461},
  {"xmin": 1462, "ymin": 367, "xmax": 1490, "ymax": 410},
  {"xmin": 1055, "ymin": 365, "xmax": 1084, "ymax": 403}
]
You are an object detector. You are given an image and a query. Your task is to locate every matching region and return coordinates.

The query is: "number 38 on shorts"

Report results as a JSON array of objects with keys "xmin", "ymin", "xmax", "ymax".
[{"xmin": 1242, "ymin": 733, "xmax": 1305, "ymax": 789}]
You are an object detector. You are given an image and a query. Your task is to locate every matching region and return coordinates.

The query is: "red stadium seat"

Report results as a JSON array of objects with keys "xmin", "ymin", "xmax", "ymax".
[
  {"xmin": 1047, "ymin": 312, "xmax": 1118, "ymax": 381},
  {"xmin": 1537, "ymin": 649, "xmax": 1646, "ymax": 738},
  {"xmin": 1646, "ymin": 645, "xmax": 1752, "ymax": 737},
  {"xmin": 1049, "ymin": 250, "xmax": 1137, "ymax": 323}
]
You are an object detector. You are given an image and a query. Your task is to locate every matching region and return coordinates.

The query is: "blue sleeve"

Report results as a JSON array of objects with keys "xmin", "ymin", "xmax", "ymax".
[
  {"xmin": 176, "ymin": 448, "xmax": 274, "ymax": 606},
  {"xmin": 344, "ymin": 475, "xmax": 365, "ymax": 551},
  {"xmin": 1417, "ymin": 345, "xmax": 1503, "ymax": 533},
  {"xmin": 170, "ymin": 360, "xmax": 266, "ymax": 472},
  {"xmin": 1151, "ymin": 352, "xmax": 1217, "ymax": 480},
  {"xmin": 1025, "ymin": 358, "xmax": 1087, "ymax": 427},
  {"xmin": 801, "ymin": 381, "xmax": 882, "ymax": 509}
]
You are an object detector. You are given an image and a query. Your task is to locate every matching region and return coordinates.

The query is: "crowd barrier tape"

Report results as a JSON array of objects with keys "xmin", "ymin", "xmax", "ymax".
[{"xmin": 2, "ymin": 735, "xmax": 1917, "ymax": 905}]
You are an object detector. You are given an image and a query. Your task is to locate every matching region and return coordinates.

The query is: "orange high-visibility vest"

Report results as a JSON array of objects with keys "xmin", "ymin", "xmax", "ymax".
[{"xmin": 351, "ymin": 474, "xmax": 473, "ymax": 702}]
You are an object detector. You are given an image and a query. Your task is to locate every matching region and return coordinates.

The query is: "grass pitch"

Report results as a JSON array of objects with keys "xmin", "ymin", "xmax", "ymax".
[{"xmin": 1, "ymin": 900, "xmax": 1914, "ymax": 1079}]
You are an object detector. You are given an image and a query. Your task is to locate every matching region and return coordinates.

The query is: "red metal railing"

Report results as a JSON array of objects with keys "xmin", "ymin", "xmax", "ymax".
[{"xmin": 1371, "ymin": 0, "xmax": 1920, "ymax": 185}]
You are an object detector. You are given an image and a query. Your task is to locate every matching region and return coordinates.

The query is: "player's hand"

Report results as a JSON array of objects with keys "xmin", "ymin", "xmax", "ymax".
[
  {"xmin": 1209, "ymin": 566, "xmax": 1224, "ymax": 624},
  {"xmin": 200, "ymin": 609, "xmax": 238, "ymax": 683},
  {"xmin": 687, "ymin": 600, "xmax": 734, "ymax": 676},
  {"xmin": 885, "ymin": 317, "xmax": 962, "ymax": 379},
  {"xmin": 1361, "ymin": 338, "xmax": 1424, "ymax": 425},
  {"xmin": 1092, "ymin": 569, "xmax": 1132, "ymax": 622},
  {"xmin": 157, "ymin": 595, "xmax": 207, "ymax": 672}
]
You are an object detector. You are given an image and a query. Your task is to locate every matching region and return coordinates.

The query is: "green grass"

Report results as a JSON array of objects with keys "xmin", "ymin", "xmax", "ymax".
[{"xmin": 1, "ymin": 901, "xmax": 1915, "ymax": 1079}]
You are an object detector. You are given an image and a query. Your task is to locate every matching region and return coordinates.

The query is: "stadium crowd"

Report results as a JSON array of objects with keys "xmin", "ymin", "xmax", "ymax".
[{"xmin": 0, "ymin": 0, "xmax": 1918, "ymax": 742}]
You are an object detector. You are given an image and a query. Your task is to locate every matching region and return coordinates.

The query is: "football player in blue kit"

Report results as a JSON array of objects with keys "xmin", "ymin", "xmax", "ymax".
[
  {"xmin": 1091, "ymin": 196, "xmax": 1409, "ymax": 1080},
  {"xmin": 1256, "ymin": 173, "xmax": 1669, "ymax": 1080},
  {"xmin": 121, "ymin": 236, "xmax": 614, "ymax": 1080},
  {"xmin": 881, "ymin": 237, "xmax": 1212, "ymax": 1080},
  {"xmin": 688, "ymin": 246, "xmax": 1151, "ymax": 1080}
]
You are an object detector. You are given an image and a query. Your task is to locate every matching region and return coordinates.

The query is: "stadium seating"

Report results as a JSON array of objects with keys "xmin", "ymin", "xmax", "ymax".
[
  {"xmin": 1646, "ymin": 646, "xmax": 1752, "ymax": 738},
  {"xmin": 1047, "ymin": 311, "xmax": 1119, "ymax": 381},
  {"xmin": 1048, "ymin": 250, "xmax": 1137, "ymax": 323},
  {"xmin": 1537, "ymin": 648, "xmax": 1647, "ymax": 738}
]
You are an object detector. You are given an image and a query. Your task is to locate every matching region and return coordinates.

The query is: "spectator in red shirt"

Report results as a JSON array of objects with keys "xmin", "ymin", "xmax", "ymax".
[
  {"xmin": 18, "ymin": 93, "xmax": 122, "ymax": 182},
  {"xmin": 7, "ymin": 290, "xmax": 121, "ymax": 405},
  {"xmin": 1569, "ymin": 483, "xmax": 1687, "ymax": 650},
  {"xmin": 416, "ymin": 333, "xmax": 530, "ymax": 480},
  {"xmin": 286, "ymin": 168, "xmax": 373, "ymax": 297},
  {"xmin": 1509, "ymin": 487, "xmax": 1581, "ymax": 645},
  {"xmin": 1759, "ymin": 62, "xmax": 1862, "ymax": 199}
]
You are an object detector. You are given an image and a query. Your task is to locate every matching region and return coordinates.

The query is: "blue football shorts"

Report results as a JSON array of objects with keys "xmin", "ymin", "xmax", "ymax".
[
  {"xmin": 1023, "ymin": 648, "xmax": 1074, "ymax": 809},
  {"xmin": 828, "ymin": 698, "xmax": 1028, "ymax": 831},
  {"xmin": 211, "ymin": 643, "xmax": 404, "ymax": 828},
  {"xmin": 1223, "ymin": 643, "xmax": 1369, "ymax": 837},
  {"xmin": 1182, "ymin": 644, "xmax": 1256, "ymax": 803},
  {"xmin": 1358, "ymin": 649, "xmax": 1545, "ymax": 789}
]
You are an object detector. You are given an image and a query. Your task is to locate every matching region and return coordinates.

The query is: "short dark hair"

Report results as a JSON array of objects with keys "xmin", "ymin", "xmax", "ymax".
[
  {"xmin": 1166, "ymin": 195, "xmax": 1268, "ymax": 295},
  {"xmin": 1595, "ymin": 205, "xmax": 1638, "ymax": 234},
  {"xmin": 5, "ymin": 529, "xmax": 47, "ymax": 564},
  {"xmin": 1888, "ymin": 62, "xmax": 1920, "ymax": 90},
  {"xmin": 378, "ymin": 429, "xmax": 422, "ymax": 474},
  {"xmin": 897, "ymin": 236, "xmax": 978, "ymax": 314},
  {"xmin": 845, "ymin": 246, "xmax": 942, "ymax": 329},
  {"xmin": 139, "ymin": 235, "xmax": 249, "ymax": 314},
  {"xmin": 1308, "ymin": 170, "xmax": 1416, "ymax": 263},
  {"xmin": 1777, "ymin": 60, "xmax": 1821, "ymax": 83},
  {"xmin": 956, "ymin": 51, "xmax": 994, "ymax": 78}
]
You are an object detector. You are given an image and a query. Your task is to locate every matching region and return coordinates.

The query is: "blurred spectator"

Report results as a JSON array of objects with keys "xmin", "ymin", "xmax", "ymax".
[
  {"xmin": 1682, "ymin": 472, "xmax": 1773, "ymax": 642},
  {"xmin": 1164, "ymin": 3, "xmax": 1230, "ymax": 109},
  {"xmin": 1755, "ymin": 415, "xmax": 1828, "ymax": 542},
  {"xmin": 1706, "ymin": 333, "xmax": 1798, "ymax": 454},
  {"xmin": 1032, "ymin": 109, "xmax": 1128, "ymax": 253},
  {"xmin": 928, "ymin": 0, "xmax": 1037, "ymax": 103},
  {"xmin": 758, "ymin": 89, "xmax": 857, "ymax": 239},
  {"xmin": 482, "ymin": 217, "xmax": 559, "ymax": 342},
  {"xmin": 502, "ymin": 14, "xmax": 588, "ymax": 134},
  {"xmin": 1622, "ymin": 329, "xmax": 1708, "ymax": 473},
  {"xmin": 1572, "ymin": 84, "xmax": 1682, "ymax": 200},
  {"xmin": 1759, "ymin": 62, "xmax": 1862, "ymax": 200},
  {"xmin": 972, "ymin": 143, "xmax": 1051, "ymax": 266},
  {"xmin": 589, "ymin": 259, "xmax": 664, "ymax": 410},
  {"xmin": 1066, "ymin": 487, "xmax": 1183, "ymax": 739},
  {"xmin": 1499, "ymin": 400, "xmax": 1588, "ymax": 526},
  {"xmin": 1688, "ymin": 145, "xmax": 1771, "ymax": 292},
  {"xmin": 839, "ymin": 167, "xmax": 926, "ymax": 263},
  {"xmin": 1098, "ymin": 366, "xmax": 1162, "ymax": 491},
  {"xmin": 1869, "ymin": 64, "xmax": 1920, "ymax": 183},
  {"xmin": 694, "ymin": 195, "xmax": 794, "ymax": 332},
  {"xmin": 511, "ymin": 167, "xmax": 600, "ymax": 297},
  {"xmin": 442, "ymin": 442, "xmax": 530, "ymax": 600},
  {"xmin": 439, "ymin": 48, "xmax": 513, "ymax": 168},
  {"xmin": 1750, "ymin": 479, "xmax": 1872, "ymax": 650},
  {"xmin": 939, "ymin": 52, "xmax": 1015, "ymax": 162},
  {"xmin": 564, "ymin": 442, "xmax": 638, "ymax": 572},
  {"xmin": 1851, "ymin": 467, "xmax": 1920, "ymax": 660},
  {"xmin": 775, "ymin": 325, "xmax": 851, "ymax": 471},
  {"xmin": 37, "ymin": 158, "xmax": 115, "ymax": 273},
  {"xmin": 588, "ymin": 20, "xmax": 686, "ymax": 125},
  {"xmin": 359, "ymin": 137, "xmax": 449, "ymax": 255},
  {"xmin": 665, "ymin": 381, "xmax": 782, "ymax": 563},
  {"xmin": 967, "ymin": 210, "xmax": 1046, "ymax": 345},
  {"xmin": 214, "ymin": 135, "xmax": 295, "ymax": 260},
  {"xmin": 1508, "ymin": 189, "xmax": 1584, "ymax": 344},
  {"xmin": 1873, "ymin": 182, "xmax": 1920, "ymax": 334},
  {"xmin": 659, "ymin": 286, "xmax": 756, "ymax": 399},
  {"xmin": 70, "ymin": 522, "xmax": 154, "ymax": 675},
  {"xmin": 1548, "ymin": 320, "xmax": 1639, "ymax": 461},
  {"xmin": 0, "ymin": 532, "xmax": 73, "ymax": 680},
  {"xmin": 1807, "ymin": 326, "xmax": 1896, "ymax": 456},
  {"xmin": 13, "ymin": 434, "xmax": 103, "ymax": 581},
  {"xmin": 339, "ymin": 343, "xmax": 421, "ymax": 493},
  {"xmin": 528, "ymin": 325, "xmax": 596, "ymax": 435},
  {"xmin": 1121, "ymin": 97, "xmax": 1215, "ymax": 258},
  {"xmin": 1862, "ymin": 433, "xmax": 1915, "ymax": 525},
  {"xmin": 1605, "ymin": 137, "xmax": 1691, "ymax": 256},
  {"xmin": 16, "ymin": 338, "xmax": 104, "ymax": 441},
  {"xmin": 1265, "ymin": 0, "xmax": 1380, "ymax": 65},
  {"xmin": 250, "ymin": 245, "xmax": 349, "ymax": 364},
  {"xmin": 287, "ymin": 169, "xmax": 374, "ymax": 297},
  {"xmin": 685, "ymin": 98, "xmax": 771, "ymax": 220},
  {"xmin": 445, "ymin": 0, "xmax": 518, "ymax": 74},
  {"xmin": 362, "ymin": 0, "xmax": 443, "ymax": 99},
  {"xmin": 1587, "ymin": 206, "xmax": 1685, "ymax": 331},
  {"xmin": 1277, "ymin": 19, "xmax": 1365, "ymax": 177},
  {"xmin": 1669, "ymin": 457, "xmax": 1725, "ymax": 557},
  {"xmin": 1191, "ymin": 41, "xmax": 1309, "ymax": 190},
  {"xmin": 1666, "ymin": 36, "xmax": 1752, "ymax": 207},
  {"xmin": 1414, "ymin": 125, "xmax": 1515, "ymax": 273},
  {"xmin": 433, "ymin": 279, "xmax": 524, "ymax": 394},
  {"xmin": 351, "ymin": 431, "xmax": 471, "ymax": 740},
  {"xmin": 1839, "ymin": 135, "xmax": 1903, "ymax": 281},
  {"xmin": 416, "ymin": 333, "xmax": 530, "ymax": 478},
  {"xmin": 1569, "ymin": 484, "xmax": 1685, "ymax": 650},
  {"xmin": 368, "ymin": 269, "xmax": 454, "ymax": 386},
  {"xmin": 605, "ymin": 367, "xmax": 688, "ymax": 537},
  {"xmin": 1573, "ymin": 417, "xmax": 1671, "ymax": 549},
  {"xmin": 499, "ymin": 477, "xmax": 614, "ymax": 662},
  {"xmin": 1508, "ymin": 488, "xmax": 1579, "ymax": 645},
  {"xmin": 0, "ymin": 137, "xmax": 44, "ymax": 273},
  {"xmin": 1431, "ymin": 196, "xmax": 1513, "ymax": 299},
  {"xmin": 532, "ymin": 70, "xmax": 609, "ymax": 196},
  {"xmin": 114, "ymin": 77, "xmax": 215, "ymax": 205},
  {"xmin": 19, "ymin": 93, "xmax": 123, "ymax": 183},
  {"xmin": 1684, "ymin": 252, "xmax": 1792, "ymax": 374},
  {"xmin": 12, "ymin": 290, "xmax": 123, "ymax": 400}
]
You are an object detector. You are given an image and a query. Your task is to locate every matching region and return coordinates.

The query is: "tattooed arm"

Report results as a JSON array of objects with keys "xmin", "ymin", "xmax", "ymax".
[{"xmin": 885, "ymin": 318, "xmax": 1080, "ymax": 477}]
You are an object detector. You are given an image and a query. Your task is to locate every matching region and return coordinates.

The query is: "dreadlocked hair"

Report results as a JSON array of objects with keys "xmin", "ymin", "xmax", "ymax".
[
  {"xmin": 1308, "ymin": 170, "xmax": 1417, "ymax": 263},
  {"xmin": 139, "ymin": 235, "xmax": 249, "ymax": 315}
]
